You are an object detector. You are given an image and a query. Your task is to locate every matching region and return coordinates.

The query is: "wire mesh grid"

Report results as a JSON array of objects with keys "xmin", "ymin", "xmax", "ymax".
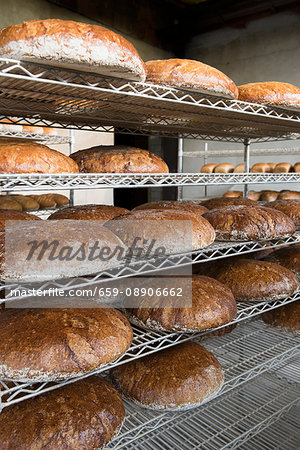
[
  {"xmin": 0, "ymin": 59, "xmax": 300, "ymax": 142},
  {"xmin": 0, "ymin": 128, "xmax": 70, "ymax": 144}
]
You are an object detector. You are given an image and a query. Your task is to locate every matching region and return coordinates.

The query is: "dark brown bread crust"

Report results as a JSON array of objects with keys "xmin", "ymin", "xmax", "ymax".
[
  {"xmin": 238, "ymin": 82, "xmax": 300, "ymax": 109},
  {"xmin": 201, "ymin": 197, "xmax": 259, "ymax": 210},
  {"xmin": 133, "ymin": 200, "xmax": 208, "ymax": 215},
  {"xmin": 0, "ymin": 19, "xmax": 146, "ymax": 81},
  {"xmin": 267, "ymin": 200, "xmax": 300, "ymax": 229},
  {"xmin": 202, "ymin": 205, "xmax": 296, "ymax": 241},
  {"xmin": 0, "ymin": 141, "xmax": 79, "ymax": 173},
  {"xmin": 262, "ymin": 301, "xmax": 300, "ymax": 334},
  {"xmin": 146, "ymin": 59, "xmax": 238, "ymax": 99},
  {"xmin": 263, "ymin": 244, "xmax": 300, "ymax": 280},
  {"xmin": 124, "ymin": 275, "xmax": 237, "ymax": 332},
  {"xmin": 199, "ymin": 258, "xmax": 299, "ymax": 302},
  {"xmin": 110, "ymin": 341, "xmax": 224, "ymax": 410},
  {"xmin": 70, "ymin": 145, "xmax": 169, "ymax": 173},
  {"xmin": 106, "ymin": 209, "xmax": 215, "ymax": 253},
  {"xmin": 0, "ymin": 308, "xmax": 133, "ymax": 381},
  {"xmin": 48, "ymin": 204, "xmax": 130, "ymax": 221},
  {"xmin": 0, "ymin": 209, "xmax": 41, "ymax": 230},
  {"xmin": 0, "ymin": 376, "xmax": 125, "ymax": 449}
]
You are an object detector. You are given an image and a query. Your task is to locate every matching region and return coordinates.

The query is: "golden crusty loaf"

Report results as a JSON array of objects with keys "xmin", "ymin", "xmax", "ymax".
[
  {"xmin": 0, "ymin": 308, "xmax": 133, "ymax": 381},
  {"xmin": 262, "ymin": 301, "xmax": 300, "ymax": 334},
  {"xmin": 201, "ymin": 196, "xmax": 259, "ymax": 210},
  {"xmin": 0, "ymin": 196, "xmax": 22, "ymax": 211},
  {"xmin": 49, "ymin": 204, "xmax": 130, "ymax": 221},
  {"xmin": 203, "ymin": 205, "xmax": 296, "ymax": 241},
  {"xmin": 251, "ymin": 163, "xmax": 270, "ymax": 173},
  {"xmin": 200, "ymin": 163, "xmax": 216, "ymax": 173},
  {"xmin": 0, "ymin": 141, "xmax": 78, "ymax": 173},
  {"xmin": 222, "ymin": 191, "xmax": 243, "ymax": 198},
  {"xmin": 267, "ymin": 199, "xmax": 300, "ymax": 229},
  {"xmin": 0, "ymin": 209, "xmax": 40, "ymax": 231},
  {"xmin": 0, "ymin": 19, "xmax": 146, "ymax": 81},
  {"xmin": 133, "ymin": 200, "xmax": 208, "ymax": 216},
  {"xmin": 106, "ymin": 209, "xmax": 215, "ymax": 254},
  {"xmin": 214, "ymin": 163, "xmax": 234, "ymax": 174},
  {"xmin": 110, "ymin": 341, "xmax": 224, "ymax": 410},
  {"xmin": 278, "ymin": 191, "xmax": 300, "ymax": 200},
  {"xmin": 274, "ymin": 162, "xmax": 292, "ymax": 173},
  {"xmin": 145, "ymin": 59, "xmax": 238, "ymax": 99},
  {"xmin": 124, "ymin": 275, "xmax": 237, "ymax": 332},
  {"xmin": 238, "ymin": 82, "xmax": 300, "ymax": 109},
  {"xmin": 263, "ymin": 244, "xmax": 300, "ymax": 280},
  {"xmin": 294, "ymin": 162, "xmax": 300, "ymax": 173},
  {"xmin": 260, "ymin": 191, "xmax": 279, "ymax": 202},
  {"xmin": 70, "ymin": 145, "xmax": 169, "ymax": 173},
  {"xmin": 200, "ymin": 258, "xmax": 299, "ymax": 302},
  {"xmin": 248, "ymin": 191, "xmax": 261, "ymax": 201},
  {"xmin": 233, "ymin": 163, "xmax": 245, "ymax": 173},
  {"xmin": 46, "ymin": 193, "xmax": 69, "ymax": 207},
  {"xmin": 0, "ymin": 376, "xmax": 125, "ymax": 449},
  {"xmin": 9, "ymin": 195, "xmax": 39, "ymax": 211}
]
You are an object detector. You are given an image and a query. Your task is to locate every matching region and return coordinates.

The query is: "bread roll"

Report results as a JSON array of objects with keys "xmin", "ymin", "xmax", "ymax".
[
  {"xmin": 274, "ymin": 163, "xmax": 292, "ymax": 173},
  {"xmin": 214, "ymin": 163, "xmax": 234, "ymax": 173},
  {"xmin": 29, "ymin": 194, "xmax": 56, "ymax": 209},
  {"xmin": 0, "ymin": 308, "xmax": 133, "ymax": 381},
  {"xmin": 267, "ymin": 162, "xmax": 276, "ymax": 172},
  {"xmin": 259, "ymin": 191, "xmax": 279, "ymax": 202},
  {"xmin": 145, "ymin": 59, "xmax": 238, "ymax": 99},
  {"xmin": 124, "ymin": 275, "xmax": 237, "ymax": 332},
  {"xmin": 49, "ymin": 204, "xmax": 130, "ymax": 221},
  {"xmin": 278, "ymin": 191, "xmax": 300, "ymax": 200},
  {"xmin": 201, "ymin": 197, "xmax": 259, "ymax": 210},
  {"xmin": 251, "ymin": 163, "xmax": 270, "ymax": 173},
  {"xmin": 110, "ymin": 341, "xmax": 224, "ymax": 410},
  {"xmin": 133, "ymin": 200, "xmax": 208, "ymax": 216},
  {"xmin": 202, "ymin": 205, "xmax": 296, "ymax": 241},
  {"xmin": 234, "ymin": 163, "xmax": 245, "ymax": 173},
  {"xmin": 0, "ymin": 209, "xmax": 40, "ymax": 230},
  {"xmin": 106, "ymin": 209, "xmax": 215, "ymax": 254},
  {"xmin": 267, "ymin": 199, "xmax": 300, "ymax": 229},
  {"xmin": 294, "ymin": 162, "xmax": 300, "ymax": 173},
  {"xmin": 0, "ymin": 197, "xmax": 22, "ymax": 211},
  {"xmin": 248, "ymin": 191, "xmax": 261, "ymax": 201},
  {"xmin": 263, "ymin": 244, "xmax": 300, "ymax": 280},
  {"xmin": 70, "ymin": 145, "xmax": 169, "ymax": 173},
  {"xmin": 0, "ymin": 19, "xmax": 146, "ymax": 81},
  {"xmin": 9, "ymin": 195, "xmax": 39, "ymax": 211},
  {"xmin": 200, "ymin": 163, "xmax": 216, "ymax": 173},
  {"xmin": 46, "ymin": 193, "xmax": 69, "ymax": 207},
  {"xmin": 238, "ymin": 82, "xmax": 300, "ymax": 109},
  {"xmin": 222, "ymin": 191, "xmax": 242, "ymax": 198},
  {"xmin": 262, "ymin": 301, "xmax": 300, "ymax": 334},
  {"xmin": 200, "ymin": 258, "xmax": 299, "ymax": 302},
  {"xmin": 0, "ymin": 377, "xmax": 125, "ymax": 449},
  {"xmin": 0, "ymin": 141, "xmax": 78, "ymax": 173}
]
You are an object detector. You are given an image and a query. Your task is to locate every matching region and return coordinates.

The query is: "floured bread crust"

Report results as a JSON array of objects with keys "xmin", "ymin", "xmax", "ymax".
[{"xmin": 238, "ymin": 82, "xmax": 300, "ymax": 110}]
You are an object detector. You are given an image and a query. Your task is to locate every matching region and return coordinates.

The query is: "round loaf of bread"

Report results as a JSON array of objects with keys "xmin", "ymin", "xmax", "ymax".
[
  {"xmin": 259, "ymin": 191, "xmax": 279, "ymax": 202},
  {"xmin": 0, "ymin": 197, "xmax": 22, "ymax": 211},
  {"xmin": 200, "ymin": 163, "xmax": 216, "ymax": 173},
  {"xmin": 251, "ymin": 163, "xmax": 270, "ymax": 173},
  {"xmin": 267, "ymin": 199, "xmax": 300, "ymax": 229},
  {"xmin": 222, "ymin": 191, "xmax": 242, "ymax": 198},
  {"xmin": 203, "ymin": 205, "xmax": 296, "ymax": 241},
  {"xmin": 133, "ymin": 200, "xmax": 208, "ymax": 216},
  {"xmin": 124, "ymin": 275, "xmax": 237, "ymax": 332},
  {"xmin": 248, "ymin": 191, "xmax": 261, "ymax": 201},
  {"xmin": 0, "ymin": 209, "xmax": 40, "ymax": 230},
  {"xmin": 233, "ymin": 163, "xmax": 245, "ymax": 173},
  {"xmin": 110, "ymin": 341, "xmax": 224, "ymax": 410},
  {"xmin": 274, "ymin": 163, "xmax": 292, "ymax": 173},
  {"xmin": 263, "ymin": 244, "xmax": 300, "ymax": 280},
  {"xmin": 49, "ymin": 204, "xmax": 130, "ymax": 221},
  {"xmin": 0, "ymin": 376, "xmax": 125, "ymax": 449},
  {"xmin": 0, "ymin": 308, "xmax": 133, "ymax": 381},
  {"xmin": 214, "ymin": 163, "xmax": 234, "ymax": 173},
  {"xmin": 238, "ymin": 82, "xmax": 300, "ymax": 109},
  {"xmin": 200, "ymin": 259, "xmax": 299, "ymax": 302},
  {"xmin": 0, "ymin": 141, "xmax": 78, "ymax": 173},
  {"xmin": 106, "ymin": 209, "xmax": 215, "ymax": 254},
  {"xmin": 70, "ymin": 145, "xmax": 169, "ymax": 173},
  {"xmin": 201, "ymin": 197, "xmax": 259, "ymax": 210},
  {"xmin": 278, "ymin": 191, "xmax": 300, "ymax": 200},
  {"xmin": 294, "ymin": 162, "xmax": 300, "ymax": 173},
  {"xmin": 145, "ymin": 58, "xmax": 238, "ymax": 99},
  {"xmin": 262, "ymin": 301, "xmax": 300, "ymax": 334},
  {"xmin": 0, "ymin": 19, "xmax": 146, "ymax": 81}
]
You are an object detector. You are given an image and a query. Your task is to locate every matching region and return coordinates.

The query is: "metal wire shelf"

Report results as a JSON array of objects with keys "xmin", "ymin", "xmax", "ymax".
[
  {"xmin": 0, "ymin": 128, "xmax": 70, "ymax": 144},
  {"xmin": 0, "ymin": 297, "xmax": 299, "ymax": 411},
  {"xmin": 184, "ymin": 146, "xmax": 300, "ymax": 157},
  {"xmin": 0, "ymin": 172, "xmax": 299, "ymax": 192},
  {"xmin": 0, "ymin": 59, "xmax": 300, "ymax": 142},
  {"xmin": 2, "ymin": 232, "xmax": 299, "ymax": 303}
]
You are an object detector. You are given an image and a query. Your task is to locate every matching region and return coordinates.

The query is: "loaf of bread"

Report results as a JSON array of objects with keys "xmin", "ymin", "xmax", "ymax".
[
  {"xmin": 70, "ymin": 145, "xmax": 169, "ymax": 173},
  {"xmin": 267, "ymin": 200, "xmax": 300, "ymax": 229},
  {"xmin": 200, "ymin": 163, "xmax": 216, "ymax": 173},
  {"xmin": 200, "ymin": 258, "xmax": 299, "ymax": 302},
  {"xmin": 294, "ymin": 162, "xmax": 300, "ymax": 173},
  {"xmin": 9, "ymin": 195, "xmax": 39, "ymax": 211},
  {"xmin": 29, "ymin": 194, "xmax": 57, "ymax": 209},
  {"xmin": 251, "ymin": 163, "xmax": 270, "ymax": 173},
  {"xmin": 274, "ymin": 162, "xmax": 292, "ymax": 173},
  {"xmin": 267, "ymin": 162, "xmax": 276, "ymax": 172},
  {"xmin": 0, "ymin": 141, "xmax": 78, "ymax": 173},
  {"xmin": 49, "ymin": 204, "xmax": 130, "ymax": 221},
  {"xmin": 145, "ymin": 58, "xmax": 238, "ymax": 99},
  {"xmin": 260, "ymin": 191, "xmax": 279, "ymax": 202},
  {"xmin": 0, "ymin": 376, "xmax": 125, "ymax": 449},
  {"xmin": 110, "ymin": 341, "xmax": 224, "ymax": 410},
  {"xmin": 278, "ymin": 191, "xmax": 300, "ymax": 200},
  {"xmin": 0, "ymin": 209, "xmax": 40, "ymax": 231},
  {"xmin": 234, "ymin": 163, "xmax": 245, "ymax": 173},
  {"xmin": 0, "ymin": 19, "xmax": 146, "ymax": 81},
  {"xmin": 222, "ymin": 191, "xmax": 243, "ymax": 198},
  {"xmin": 202, "ymin": 205, "xmax": 296, "ymax": 241},
  {"xmin": 248, "ymin": 191, "xmax": 261, "ymax": 201},
  {"xmin": 214, "ymin": 163, "xmax": 234, "ymax": 173},
  {"xmin": 262, "ymin": 301, "xmax": 300, "ymax": 334},
  {"xmin": 106, "ymin": 209, "xmax": 215, "ymax": 255},
  {"xmin": 46, "ymin": 193, "xmax": 69, "ymax": 207},
  {"xmin": 124, "ymin": 275, "xmax": 237, "ymax": 332},
  {"xmin": 0, "ymin": 308, "xmax": 133, "ymax": 381},
  {"xmin": 0, "ymin": 196, "xmax": 22, "ymax": 211},
  {"xmin": 133, "ymin": 200, "xmax": 208, "ymax": 216},
  {"xmin": 201, "ymin": 196, "xmax": 259, "ymax": 210},
  {"xmin": 238, "ymin": 82, "xmax": 300, "ymax": 109},
  {"xmin": 263, "ymin": 244, "xmax": 300, "ymax": 280}
]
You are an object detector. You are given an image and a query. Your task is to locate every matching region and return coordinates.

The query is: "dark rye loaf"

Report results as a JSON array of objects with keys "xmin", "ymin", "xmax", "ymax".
[
  {"xmin": 48, "ymin": 204, "xmax": 129, "ymax": 221},
  {"xmin": 267, "ymin": 199, "xmax": 300, "ymax": 230},
  {"xmin": 262, "ymin": 301, "xmax": 300, "ymax": 334},
  {"xmin": 201, "ymin": 197, "xmax": 259, "ymax": 210},
  {"xmin": 263, "ymin": 244, "xmax": 300, "ymax": 280},
  {"xmin": 133, "ymin": 200, "xmax": 208, "ymax": 216}
]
